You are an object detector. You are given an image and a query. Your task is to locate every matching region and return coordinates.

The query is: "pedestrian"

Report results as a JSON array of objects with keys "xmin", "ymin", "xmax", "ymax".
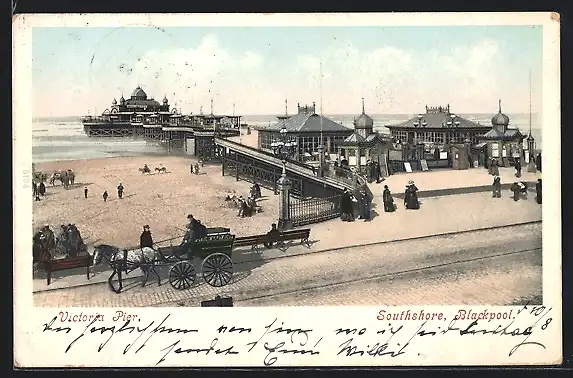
[
  {"xmin": 404, "ymin": 180, "xmax": 420, "ymax": 210},
  {"xmin": 535, "ymin": 153, "xmax": 542, "ymax": 172},
  {"xmin": 103, "ymin": 190, "xmax": 109, "ymax": 202},
  {"xmin": 382, "ymin": 185, "xmax": 396, "ymax": 212},
  {"xmin": 491, "ymin": 159, "xmax": 500, "ymax": 176},
  {"xmin": 514, "ymin": 159, "xmax": 522, "ymax": 178},
  {"xmin": 117, "ymin": 183, "xmax": 124, "ymax": 199},
  {"xmin": 492, "ymin": 176, "xmax": 502, "ymax": 198},
  {"xmin": 510, "ymin": 182, "xmax": 521, "ymax": 201},
  {"xmin": 194, "ymin": 162, "xmax": 200, "ymax": 175},
  {"xmin": 84, "ymin": 187, "xmax": 88, "ymax": 199},
  {"xmin": 362, "ymin": 190, "xmax": 372, "ymax": 221},
  {"xmin": 190, "ymin": 164, "xmax": 194, "ymax": 174},
  {"xmin": 39, "ymin": 181, "xmax": 46, "ymax": 196},
  {"xmin": 536, "ymin": 178, "xmax": 542, "ymax": 204},
  {"xmin": 33, "ymin": 182, "xmax": 38, "ymax": 198}
]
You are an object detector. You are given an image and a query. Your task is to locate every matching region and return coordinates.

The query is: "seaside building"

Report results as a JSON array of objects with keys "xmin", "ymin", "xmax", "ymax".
[
  {"xmin": 475, "ymin": 100, "xmax": 525, "ymax": 168},
  {"xmin": 337, "ymin": 98, "xmax": 392, "ymax": 175},
  {"xmin": 105, "ymin": 86, "xmax": 173, "ymax": 124},
  {"xmin": 385, "ymin": 104, "xmax": 492, "ymax": 146},
  {"xmin": 257, "ymin": 102, "xmax": 354, "ymax": 162}
]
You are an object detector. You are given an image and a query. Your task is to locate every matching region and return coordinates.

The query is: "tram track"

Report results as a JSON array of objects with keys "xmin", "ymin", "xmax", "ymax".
[
  {"xmin": 232, "ymin": 219, "xmax": 542, "ymax": 266},
  {"xmin": 33, "ymin": 219, "xmax": 541, "ymax": 294},
  {"xmin": 227, "ymin": 247, "xmax": 542, "ymax": 305}
]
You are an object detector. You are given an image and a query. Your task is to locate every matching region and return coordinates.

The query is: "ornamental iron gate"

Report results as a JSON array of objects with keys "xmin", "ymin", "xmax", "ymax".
[{"xmin": 289, "ymin": 194, "xmax": 341, "ymax": 227}]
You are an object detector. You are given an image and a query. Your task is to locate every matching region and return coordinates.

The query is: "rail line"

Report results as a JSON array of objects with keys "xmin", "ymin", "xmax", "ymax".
[
  {"xmin": 232, "ymin": 219, "xmax": 542, "ymax": 266},
  {"xmin": 236, "ymin": 247, "xmax": 542, "ymax": 304}
]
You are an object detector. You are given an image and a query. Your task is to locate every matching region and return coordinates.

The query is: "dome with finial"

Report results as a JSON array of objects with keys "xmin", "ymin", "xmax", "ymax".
[
  {"xmin": 354, "ymin": 97, "xmax": 374, "ymax": 129},
  {"xmin": 120, "ymin": 95, "xmax": 125, "ymax": 104},
  {"xmin": 112, "ymin": 98, "xmax": 117, "ymax": 105},
  {"xmin": 131, "ymin": 85, "xmax": 147, "ymax": 100},
  {"xmin": 163, "ymin": 95, "xmax": 168, "ymax": 105},
  {"xmin": 491, "ymin": 99, "xmax": 510, "ymax": 127}
]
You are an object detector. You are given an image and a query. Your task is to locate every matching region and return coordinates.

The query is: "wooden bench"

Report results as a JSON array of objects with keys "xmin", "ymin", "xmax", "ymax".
[
  {"xmin": 234, "ymin": 228, "xmax": 311, "ymax": 250},
  {"xmin": 42, "ymin": 254, "xmax": 92, "ymax": 285}
]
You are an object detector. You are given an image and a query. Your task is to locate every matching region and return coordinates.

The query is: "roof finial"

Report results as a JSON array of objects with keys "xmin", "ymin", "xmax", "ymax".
[
  {"xmin": 362, "ymin": 97, "xmax": 365, "ymax": 114},
  {"xmin": 498, "ymin": 99, "xmax": 502, "ymax": 113}
]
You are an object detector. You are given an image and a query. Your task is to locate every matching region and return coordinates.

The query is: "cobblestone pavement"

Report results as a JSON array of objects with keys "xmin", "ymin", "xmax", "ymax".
[
  {"xmin": 33, "ymin": 223, "xmax": 541, "ymax": 307},
  {"xmin": 238, "ymin": 249, "xmax": 542, "ymax": 306}
]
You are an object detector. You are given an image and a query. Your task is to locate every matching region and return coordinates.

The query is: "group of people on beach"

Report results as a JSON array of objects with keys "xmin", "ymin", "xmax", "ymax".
[
  {"xmin": 224, "ymin": 182, "xmax": 262, "ymax": 218},
  {"xmin": 32, "ymin": 181, "xmax": 47, "ymax": 201},
  {"xmin": 190, "ymin": 161, "xmax": 202, "ymax": 175}
]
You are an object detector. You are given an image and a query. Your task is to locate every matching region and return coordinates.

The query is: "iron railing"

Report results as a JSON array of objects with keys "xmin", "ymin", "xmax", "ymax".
[{"xmin": 289, "ymin": 194, "xmax": 341, "ymax": 227}]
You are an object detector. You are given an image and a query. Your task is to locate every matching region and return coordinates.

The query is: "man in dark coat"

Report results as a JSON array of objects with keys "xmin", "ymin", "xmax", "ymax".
[
  {"xmin": 375, "ymin": 162, "xmax": 381, "ymax": 183},
  {"xmin": 492, "ymin": 176, "xmax": 502, "ymax": 198},
  {"xmin": 103, "ymin": 190, "xmax": 108, "ymax": 202},
  {"xmin": 514, "ymin": 160, "xmax": 522, "ymax": 178},
  {"xmin": 39, "ymin": 182, "xmax": 46, "ymax": 196},
  {"xmin": 510, "ymin": 182, "xmax": 521, "ymax": 201},
  {"xmin": 33, "ymin": 182, "xmax": 38, "ymax": 198},
  {"xmin": 491, "ymin": 159, "xmax": 500, "ymax": 176},
  {"xmin": 405, "ymin": 181, "xmax": 420, "ymax": 210},
  {"xmin": 383, "ymin": 185, "xmax": 396, "ymax": 212},
  {"xmin": 536, "ymin": 178, "xmax": 542, "ymax": 204},
  {"xmin": 362, "ymin": 190, "xmax": 372, "ymax": 221},
  {"xmin": 84, "ymin": 187, "xmax": 88, "ymax": 199},
  {"xmin": 117, "ymin": 183, "xmax": 124, "ymax": 199},
  {"xmin": 535, "ymin": 153, "xmax": 542, "ymax": 172},
  {"xmin": 140, "ymin": 225, "xmax": 154, "ymax": 249}
]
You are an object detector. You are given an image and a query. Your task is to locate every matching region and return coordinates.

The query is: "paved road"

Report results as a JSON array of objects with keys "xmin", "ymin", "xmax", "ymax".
[{"xmin": 33, "ymin": 223, "xmax": 541, "ymax": 307}]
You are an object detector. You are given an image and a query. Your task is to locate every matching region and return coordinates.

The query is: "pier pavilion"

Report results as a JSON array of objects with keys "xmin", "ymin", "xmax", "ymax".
[
  {"xmin": 476, "ymin": 100, "xmax": 525, "ymax": 168},
  {"xmin": 256, "ymin": 103, "xmax": 354, "ymax": 162},
  {"xmin": 337, "ymin": 98, "xmax": 392, "ymax": 176}
]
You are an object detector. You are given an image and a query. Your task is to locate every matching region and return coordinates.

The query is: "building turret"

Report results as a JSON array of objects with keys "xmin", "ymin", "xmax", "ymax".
[
  {"xmin": 131, "ymin": 85, "xmax": 147, "ymax": 100},
  {"xmin": 119, "ymin": 95, "xmax": 125, "ymax": 105},
  {"xmin": 163, "ymin": 95, "xmax": 168, "ymax": 105},
  {"xmin": 353, "ymin": 97, "xmax": 374, "ymax": 138},
  {"xmin": 491, "ymin": 99, "xmax": 510, "ymax": 132},
  {"xmin": 112, "ymin": 98, "xmax": 117, "ymax": 105}
]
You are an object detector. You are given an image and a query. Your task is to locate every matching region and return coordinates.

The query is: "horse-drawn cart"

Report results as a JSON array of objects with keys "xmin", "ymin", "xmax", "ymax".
[{"xmin": 96, "ymin": 227, "xmax": 236, "ymax": 293}]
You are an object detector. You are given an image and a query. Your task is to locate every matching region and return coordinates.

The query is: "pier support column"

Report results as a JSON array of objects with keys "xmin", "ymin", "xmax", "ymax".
[{"xmin": 277, "ymin": 163, "xmax": 292, "ymax": 231}]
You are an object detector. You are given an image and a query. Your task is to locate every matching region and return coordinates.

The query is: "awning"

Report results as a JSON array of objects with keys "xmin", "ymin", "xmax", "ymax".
[{"xmin": 472, "ymin": 142, "xmax": 487, "ymax": 150}]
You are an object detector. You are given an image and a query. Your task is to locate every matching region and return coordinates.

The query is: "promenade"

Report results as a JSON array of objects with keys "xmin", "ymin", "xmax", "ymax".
[{"xmin": 33, "ymin": 223, "xmax": 541, "ymax": 307}]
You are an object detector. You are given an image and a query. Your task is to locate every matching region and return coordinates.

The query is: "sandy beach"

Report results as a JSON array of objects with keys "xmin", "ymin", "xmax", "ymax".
[{"xmin": 33, "ymin": 156, "xmax": 280, "ymax": 249}]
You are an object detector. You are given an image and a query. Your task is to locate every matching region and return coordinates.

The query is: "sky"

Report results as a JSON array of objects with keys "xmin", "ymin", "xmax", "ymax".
[{"xmin": 32, "ymin": 25, "xmax": 543, "ymax": 117}]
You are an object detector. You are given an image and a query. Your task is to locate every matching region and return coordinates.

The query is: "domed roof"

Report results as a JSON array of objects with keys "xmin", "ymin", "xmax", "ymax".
[
  {"xmin": 491, "ymin": 99, "xmax": 510, "ymax": 126},
  {"xmin": 354, "ymin": 98, "xmax": 374, "ymax": 129},
  {"xmin": 162, "ymin": 95, "xmax": 168, "ymax": 104},
  {"xmin": 120, "ymin": 95, "xmax": 125, "ymax": 102},
  {"xmin": 112, "ymin": 98, "xmax": 117, "ymax": 105},
  {"xmin": 131, "ymin": 86, "xmax": 147, "ymax": 99}
]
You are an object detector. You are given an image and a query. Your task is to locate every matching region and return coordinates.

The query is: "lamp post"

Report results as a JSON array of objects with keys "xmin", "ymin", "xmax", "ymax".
[{"xmin": 271, "ymin": 126, "xmax": 296, "ymax": 231}]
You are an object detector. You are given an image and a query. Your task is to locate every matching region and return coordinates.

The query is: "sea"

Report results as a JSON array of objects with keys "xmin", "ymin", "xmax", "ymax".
[{"xmin": 32, "ymin": 114, "xmax": 542, "ymax": 163}]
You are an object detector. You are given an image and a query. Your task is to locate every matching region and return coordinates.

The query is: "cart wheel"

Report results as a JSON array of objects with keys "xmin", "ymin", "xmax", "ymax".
[
  {"xmin": 168, "ymin": 261, "xmax": 196, "ymax": 290},
  {"xmin": 202, "ymin": 253, "xmax": 233, "ymax": 287}
]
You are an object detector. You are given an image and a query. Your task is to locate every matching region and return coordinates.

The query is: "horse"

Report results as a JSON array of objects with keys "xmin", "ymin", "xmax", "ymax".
[
  {"xmin": 155, "ymin": 166, "xmax": 167, "ymax": 173},
  {"xmin": 93, "ymin": 244, "xmax": 162, "ymax": 293},
  {"xmin": 50, "ymin": 170, "xmax": 75, "ymax": 188},
  {"xmin": 56, "ymin": 224, "xmax": 87, "ymax": 258},
  {"xmin": 139, "ymin": 166, "xmax": 151, "ymax": 174}
]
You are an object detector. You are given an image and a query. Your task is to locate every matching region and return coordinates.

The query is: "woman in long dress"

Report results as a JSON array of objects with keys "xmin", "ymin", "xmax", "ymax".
[
  {"xmin": 405, "ymin": 181, "xmax": 420, "ymax": 210},
  {"xmin": 383, "ymin": 185, "xmax": 396, "ymax": 212}
]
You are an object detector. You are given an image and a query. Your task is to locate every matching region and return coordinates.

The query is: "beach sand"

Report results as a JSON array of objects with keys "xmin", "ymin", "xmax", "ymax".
[{"xmin": 33, "ymin": 156, "xmax": 279, "ymax": 249}]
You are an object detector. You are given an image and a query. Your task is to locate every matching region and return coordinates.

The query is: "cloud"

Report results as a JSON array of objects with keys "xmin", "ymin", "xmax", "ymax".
[
  {"xmin": 291, "ymin": 38, "xmax": 515, "ymax": 114},
  {"xmin": 33, "ymin": 34, "xmax": 537, "ymax": 117}
]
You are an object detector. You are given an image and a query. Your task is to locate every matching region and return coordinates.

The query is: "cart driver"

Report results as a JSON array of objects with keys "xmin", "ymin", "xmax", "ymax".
[{"xmin": 140, "ymin": 225, "xmax": 154, "ymax": 249}]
